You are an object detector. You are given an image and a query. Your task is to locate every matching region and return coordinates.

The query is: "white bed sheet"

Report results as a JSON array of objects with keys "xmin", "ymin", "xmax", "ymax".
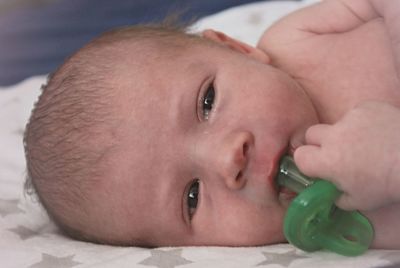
[{"xmin": 1, "ymin": 1, "xmax": 400, "ymax": 267}]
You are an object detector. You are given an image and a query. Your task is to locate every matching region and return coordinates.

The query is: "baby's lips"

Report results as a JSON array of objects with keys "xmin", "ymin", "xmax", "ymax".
[
  {"xmin": 279, "ymin": 186, "xmax": 297, "ymax": 196},
  {"xmin": 270, "ymin": 144, "xmax": 291, "ymax": 195},
  {"xmin": 278, "ymin": 185, "xmax": 297, "ymax": 204}
]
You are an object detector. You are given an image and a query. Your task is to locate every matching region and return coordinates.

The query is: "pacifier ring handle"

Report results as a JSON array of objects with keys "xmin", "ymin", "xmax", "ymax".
[{"xmin": 278, "ymin": 156, "xmax": 374, "ymax": 256}]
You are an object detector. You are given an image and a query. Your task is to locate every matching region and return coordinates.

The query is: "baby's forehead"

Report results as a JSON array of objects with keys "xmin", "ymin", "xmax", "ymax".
[
  {"xmin": 110, "ymin": 35, "xmax": 227, "ymax": 126},
  {"xmin": 117, "ymin": 43, "xmax": 214, "ymax": 88},
  {"xmin": 111, "ymin": 51, "xmax": 215, "ymax": 161}
]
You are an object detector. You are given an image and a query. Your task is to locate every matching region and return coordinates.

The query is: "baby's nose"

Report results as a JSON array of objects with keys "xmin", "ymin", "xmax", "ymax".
[{"xmin": 215, "ymin": 131, "xmax": 254, "ymax": 190}]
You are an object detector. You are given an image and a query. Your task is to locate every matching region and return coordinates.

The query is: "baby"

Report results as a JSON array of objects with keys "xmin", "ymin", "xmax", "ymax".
[{"xmin": 24, "ymin": 0, "xmax": 400, "ymax": 249}]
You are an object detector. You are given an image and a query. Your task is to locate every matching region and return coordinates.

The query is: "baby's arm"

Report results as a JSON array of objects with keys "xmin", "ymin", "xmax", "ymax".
[
  {"xmin": 368, "ymin": 0, "xmax": 400, "ymax": 76},
  {"xmin": 294, "ymin": 101, "xmax": 400, "ymax": 211},
  {"xmin": 258, "ymin": 0, "xmax": 379, "ymax": 50},
  {"xmin": 258, "ymin": 0, "xmax": 399, "ymax": 73},
  {"xmin": 363, "ymin": 202, "xmax": 400, "ymax": 249}
]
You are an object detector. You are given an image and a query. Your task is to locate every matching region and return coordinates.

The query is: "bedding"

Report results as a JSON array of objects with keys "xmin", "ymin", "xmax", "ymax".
[{"xmin": 1, "ymin": 1, "xmax": 400, "ymax": 267}]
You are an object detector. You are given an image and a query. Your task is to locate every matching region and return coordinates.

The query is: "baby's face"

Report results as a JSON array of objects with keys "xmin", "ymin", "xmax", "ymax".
[{"xmin": 96, "ymin": 40, "xmax": 318, "ymax": 246}]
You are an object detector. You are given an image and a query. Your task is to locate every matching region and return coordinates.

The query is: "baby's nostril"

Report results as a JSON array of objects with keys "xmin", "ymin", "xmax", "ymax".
[
  {"xmin": 243, "ymin": 142, "xmax": 249, "ymax": 155},
  {"xmin": 236, "ymin": 171, "xmax": 243, "ymax": 181}
]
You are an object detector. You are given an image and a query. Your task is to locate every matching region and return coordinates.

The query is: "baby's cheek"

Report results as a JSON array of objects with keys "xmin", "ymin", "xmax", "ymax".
[{"xmin": 215, "ymin": 206, "xmax": 285, "ymax": 246}]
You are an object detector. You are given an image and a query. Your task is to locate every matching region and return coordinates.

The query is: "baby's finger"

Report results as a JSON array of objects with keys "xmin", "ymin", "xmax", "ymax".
[
  {"xmin": 335, "ymin": 193, "xmax": 357, "ymax": 211},
  {"xmin": 294, "ymin": 145, "xmax": 328, "ymax": 178},
  {"xmin": 304, "ymin": 124, "xmax": 331, "ymax": 146}
]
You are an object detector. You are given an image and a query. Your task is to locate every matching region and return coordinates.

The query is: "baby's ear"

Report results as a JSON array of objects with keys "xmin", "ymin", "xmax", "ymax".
[{"xmin": 202, "ymin": 29, "xmax": 270, "ymax": 64}]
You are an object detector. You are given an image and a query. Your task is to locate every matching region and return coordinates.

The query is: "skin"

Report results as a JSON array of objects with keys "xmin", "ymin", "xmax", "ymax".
[
  {"xmin": 92, "ymin": 41, "xmax": 318, "ymax": 246},
  {"xmin": 257, "ymin": 0, "xmax": 400, "ymax": 248},
  {"xmin": 295, "ymin": 100, "xmax": 400, "ymax": 211},
  {"xmin": 84, "ymin": 0, "xmax": 400, "ymax": 248}
]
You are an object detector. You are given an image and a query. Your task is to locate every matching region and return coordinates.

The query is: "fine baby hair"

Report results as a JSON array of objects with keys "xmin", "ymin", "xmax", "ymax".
[{"xmin": 23, "ymin": 23, "xmax": 206, "ymax": 245}]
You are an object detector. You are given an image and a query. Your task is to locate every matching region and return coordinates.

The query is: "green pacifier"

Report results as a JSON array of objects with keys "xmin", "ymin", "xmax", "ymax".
[{"xmin": 278, "ymin": 156, "xmax": 374, "ymax": 256}]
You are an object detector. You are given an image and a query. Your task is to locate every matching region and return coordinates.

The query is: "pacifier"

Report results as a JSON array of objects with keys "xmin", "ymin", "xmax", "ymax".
[{"xmin": 277, "ymin": 156, "xmax": 374, "ymax": 256}]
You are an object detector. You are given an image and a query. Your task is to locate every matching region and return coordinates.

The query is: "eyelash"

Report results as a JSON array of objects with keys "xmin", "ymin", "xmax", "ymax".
[
  {"xmin": 187, "ymin": 179, "xmax": 200, "ymax": 221},
  {"xmin": 187, "ymin": 81, "xmax": 214, "ymax": 221},
  {"xmin": 198, "ymin": 82, "xmax": 215, "ymax": 121}
]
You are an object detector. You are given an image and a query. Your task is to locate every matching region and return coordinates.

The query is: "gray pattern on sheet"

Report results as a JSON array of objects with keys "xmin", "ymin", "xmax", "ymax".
[
  {"xmin": 29, "ymin": 253, "xmax": 80, "ymax": 268},
  {"xmin": 9, "ymin": 225, "xmax": 37, "ymax": 240},
  {"xmin": 0, "ymin": 199, "xmax": 24, "ymax": 217},
  {"xmin": 256, "ymin": 250, "xmax": 310, "ymax": 267},
  {"xmin": 139, "ymin": 249, "xmax": 192, "ymax": 268},
  {"xmin": 247, "ymin": 12, "xmax": 263, "ymax": 26},
  {"xmin": 381, "ymin": 251, "xmax": 400, "ymax": 264}
]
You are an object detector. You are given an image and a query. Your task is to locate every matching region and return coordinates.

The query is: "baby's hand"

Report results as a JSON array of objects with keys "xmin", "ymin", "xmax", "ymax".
[{"xmin": 294, "ymin": 101, "xmax": 400, "ymax": 211}]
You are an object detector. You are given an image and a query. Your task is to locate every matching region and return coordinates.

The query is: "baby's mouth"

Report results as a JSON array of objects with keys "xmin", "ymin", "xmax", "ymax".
[
  {"xmin": 276, "ymin": 182, "xmax": 298, "ymax": 208},
  {"xmin": 275, "ymin": 153, "xmax": 298, "ymax": 205},
  {"xmin": 278, "ymin": 186, "xmax": 297, "ymax": 203}
]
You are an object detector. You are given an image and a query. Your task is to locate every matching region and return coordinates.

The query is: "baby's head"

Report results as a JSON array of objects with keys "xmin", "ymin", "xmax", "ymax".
[{"xmin": 24, "ymin": 23, "xmax": 318, "ymax": 247}]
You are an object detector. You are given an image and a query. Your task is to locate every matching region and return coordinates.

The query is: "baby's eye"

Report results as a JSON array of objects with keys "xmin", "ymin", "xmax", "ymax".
[
  {"xmin": 187, "ymin": 179, "xmax": 200, "ymax": 220},
  {"xmin": 202, "ymin": 84, "xmax": 215, "ymax": 120}
]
